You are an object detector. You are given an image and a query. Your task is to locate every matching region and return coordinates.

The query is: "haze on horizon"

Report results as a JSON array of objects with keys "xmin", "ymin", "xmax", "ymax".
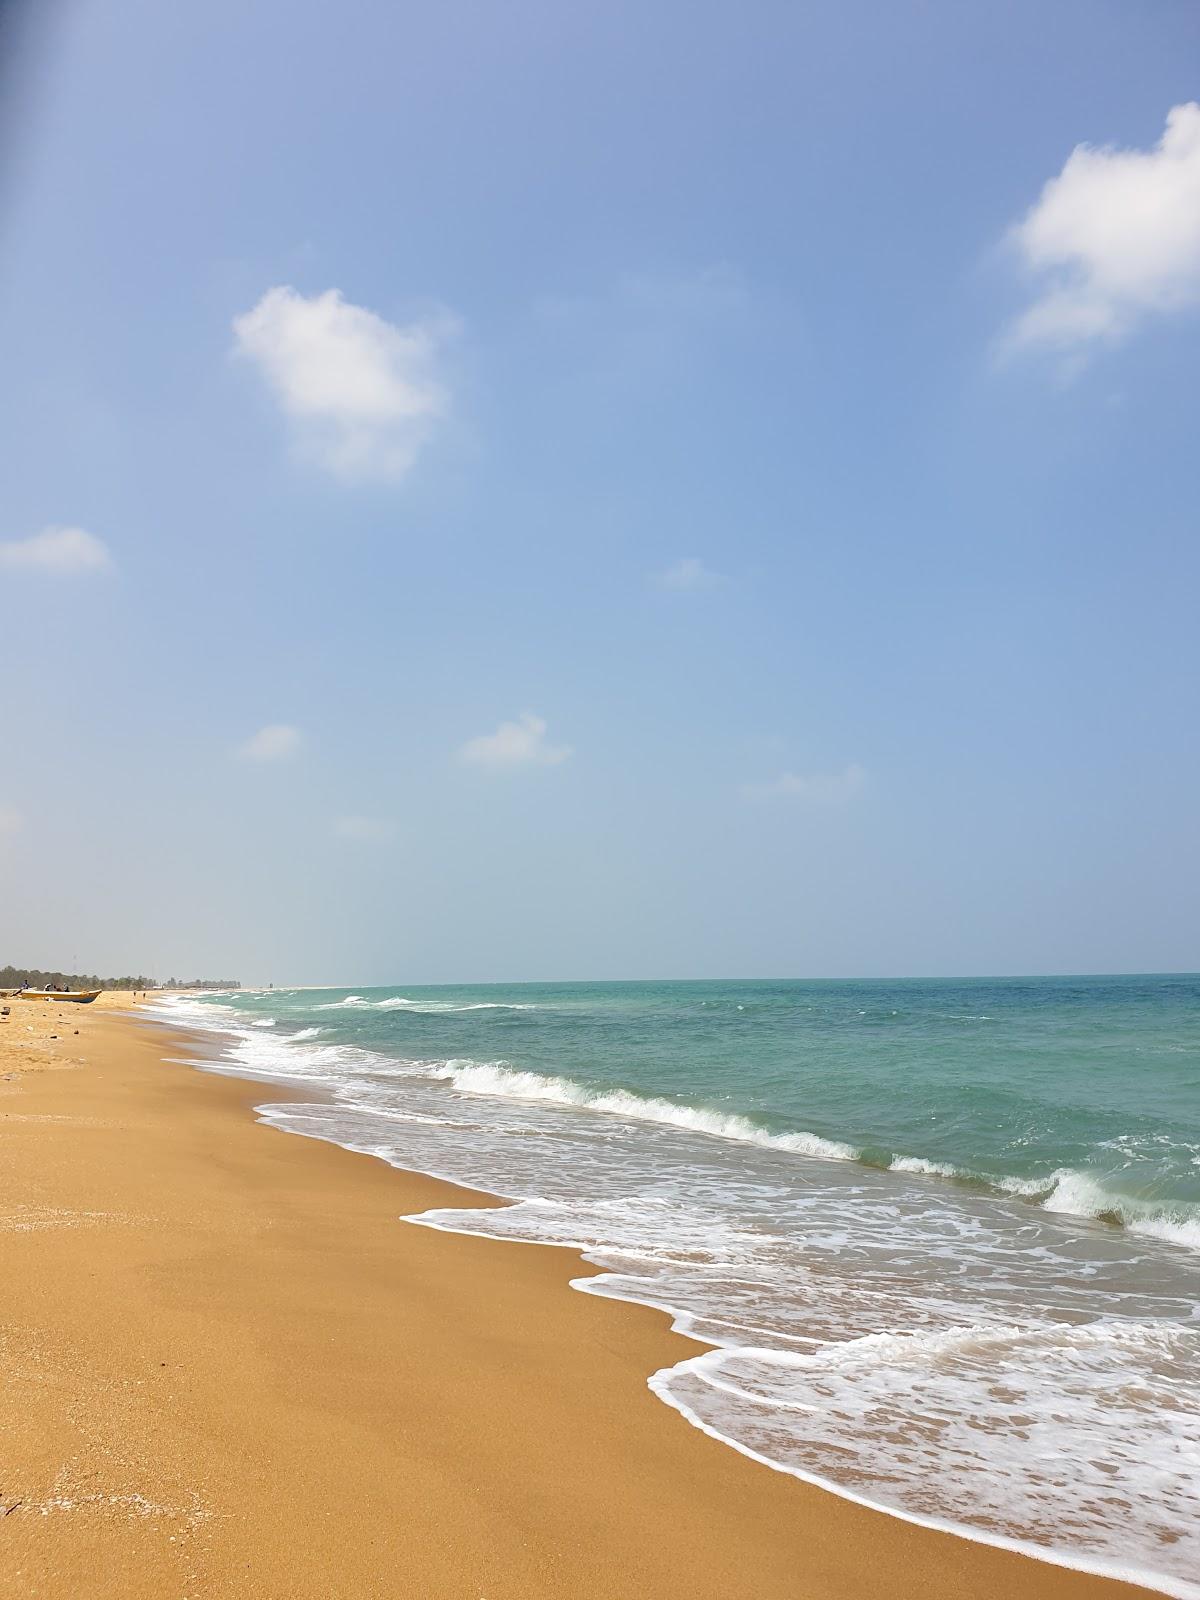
[{"xmin": 1, "ymin": 0, "xmax": 1198, "ymax": 986}]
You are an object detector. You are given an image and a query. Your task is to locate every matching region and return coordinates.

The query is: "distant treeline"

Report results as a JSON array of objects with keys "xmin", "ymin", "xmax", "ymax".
[
  {"xmin": 163, "ymin": 978, "xmax": 241, "ymax": 991},
  {"xmin": 1, "ymin": 966, "xmax": 240, "ymax": 991}
]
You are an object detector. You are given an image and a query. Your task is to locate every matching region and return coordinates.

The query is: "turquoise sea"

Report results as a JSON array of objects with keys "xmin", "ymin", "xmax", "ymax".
[{"xmin": 154, "ymin": 975, "xmax": 1200, "ymax": 1597}]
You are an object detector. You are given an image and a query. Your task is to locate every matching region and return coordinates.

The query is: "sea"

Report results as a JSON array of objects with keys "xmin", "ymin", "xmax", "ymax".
[{"xmin": 148, "ymin": 975, "xmax": 1200, "ymax": 1598}]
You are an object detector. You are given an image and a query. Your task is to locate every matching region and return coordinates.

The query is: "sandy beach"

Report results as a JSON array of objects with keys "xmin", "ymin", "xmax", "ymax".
[{"xmin": 0, "ymin": 997, "xmax": 1156, "ymax": 1599}]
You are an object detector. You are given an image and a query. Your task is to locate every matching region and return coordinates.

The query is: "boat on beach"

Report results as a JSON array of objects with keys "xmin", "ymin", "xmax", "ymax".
[{"xmin": 17, "ymin": 988, "xmax": 102, "ymax": 1003}]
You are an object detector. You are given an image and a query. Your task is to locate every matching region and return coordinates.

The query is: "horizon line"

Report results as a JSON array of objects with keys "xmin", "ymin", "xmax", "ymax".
[{"xmin": 218, "ymin": 969, "xmax": 1200, "ymax": 990}]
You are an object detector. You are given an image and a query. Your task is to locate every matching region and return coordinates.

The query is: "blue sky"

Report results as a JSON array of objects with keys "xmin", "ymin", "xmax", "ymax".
[{"xmin": 1, "ymin": 0, "xmax": 1198, "ymax": 982}]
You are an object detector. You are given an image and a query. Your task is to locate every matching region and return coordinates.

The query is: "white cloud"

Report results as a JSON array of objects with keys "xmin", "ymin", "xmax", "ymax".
[
  {"xmin": 237, "ymin": 724, "xmax": 302, "ymax": 762},
  {"xmin": 232, "ymin": 285, "xmax": 456, "ymax": 480},
  {"xmin": 0, "ymin": 807, "xmax": 22, "ymax": 837},
  {"xmin": 333, "ymin": 815, "xmax": 395, "ymax": 841},
  {"xmin": 458, "ymin": 712, "xmax": 571, "ymax": 769},
  {"xmin": 1003, "ymin": 102, "xmax": 1200, "ymax": 356},
  {"xmin": 0, "ymin": 525, "xmax": 112, "ymax": 574},
  {"xmin": 654, "ymin": 557, "xmax": 725, "ymax": 591},
  {"xmin": 742, "ymin": 764, "xmax": 866, "ymax": 803}
]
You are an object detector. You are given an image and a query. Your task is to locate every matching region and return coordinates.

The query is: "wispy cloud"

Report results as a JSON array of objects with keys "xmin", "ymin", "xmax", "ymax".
[
  {"xmin": 1001, "ymin": 102, "xmax": 1200, "ymax": 359},
  {"xmin": 332, "ymin": 815, "xmax": 396, "ymax": 841},
  {"xmin": 0, "ymin": 525, "xmax": 112, "ymax": 574},
  {"xmin": 654, "ymin": 557, "xmax": 725, "ymax": 591},
  {"xmin": 237, "ymin": 724, "xmax": 303, "ymax": 762},
  {"xmin": 232, "ymin": 286, "xmax": 457, "ymax": 481},
  {"xmin": 0, "ymin": 807, "xmax": 22, "ymax": 837},
  {"xmin": 742, "ymin": 763, "xmax": 866, "ymax": 803},
  {"xmin": 458, "ymin": 712, "xmax": 571, "ymax": 770}
]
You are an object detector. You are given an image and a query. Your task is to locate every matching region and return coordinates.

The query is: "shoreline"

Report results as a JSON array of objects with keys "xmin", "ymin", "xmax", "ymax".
[
  {"xmin": 168, "ymin": 1000, "xmax": 1194, "ymax": 1600},
  {"xmin": 0, "ymin": 998, "xmax": 1159, "ymax": 1598}
]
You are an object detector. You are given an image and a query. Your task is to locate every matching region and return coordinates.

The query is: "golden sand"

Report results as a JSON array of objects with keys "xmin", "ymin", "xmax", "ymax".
[{"xmin": 0, "ymin": 996, "xmax": 1153, "ymax": 1598}]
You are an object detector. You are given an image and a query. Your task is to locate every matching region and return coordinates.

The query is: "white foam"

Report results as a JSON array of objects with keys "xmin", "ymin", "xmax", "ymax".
[
  {"xmin": 437, "ymin": 1061, "xmax": 860, "ymax": 1161},
  {"xmin": 1129, "ymin": 1214, "xmax": 1200, "ymax": 1250},
  {"xmin": 889, "ymin": 1155, "xmax": 962, "ymax": 1177},
  {"xmin": 1029, "ymin": 1168, "xmax": 1200, "ymax": 1249},
  {"xmin": 376, "ymin": 997, "xmax": 537, "ymax": 1012},
  {"xmin": 312, "ymin": 993, "xmax": 537, "ymax": 1013},
  {"xmin": 651, "ymin": 1324, "xmax": 1200, "ymax": 1600},
  {"xmin": 995, "ymin": 1172, "xmax": 1055, "ymax": 1197},
  {"xmin": 1037, "ymin": 1167, "xmax": 1117, "ymax": 1217}
]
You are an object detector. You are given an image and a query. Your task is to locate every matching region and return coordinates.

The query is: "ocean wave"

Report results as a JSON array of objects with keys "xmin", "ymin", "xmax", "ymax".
[
  {"xmin": 1132, "ymin": 1216, "xmax": 1200, "ymax": 1254},
  {"xmin": 374, "ymin": 998, "xmax": 538, "ymax": 1013},
  {"xmin": 288, "ymin": 1026, "xmax": 325, "ymax": 1041},
  {"xmin": 250, "ymin": 1017, "xmax": 276, "ymax": 1028},
  {"xmin": 888, "ymin": 1155, "xmax": 963, "ymax": 1177},
  {"xmin": 430, "ymin": 1058, "xmax": 1200, "ymax": 1246},
  {"xmin": 436, "ymin": 1060, "xmax": 860, "ymax": 1161},
  {"xmin": 1031, "ymin": 1168, "xmax": 1200, "ymax": 1245},
  {"xmin": 882, "ymin": 1157, "xmax": 1200, "ymax": 1250},
  {"xmin": 315, "ymin": 994, "xmax": 537, "ymax": 1013},
  {"xmin": 427, "ymin": 1078, "xmax": 1193, "ymax": 1251},
  {"xmin": 1129, "ymin": 1214, "xmax": 1200, "ymax": 1250}
]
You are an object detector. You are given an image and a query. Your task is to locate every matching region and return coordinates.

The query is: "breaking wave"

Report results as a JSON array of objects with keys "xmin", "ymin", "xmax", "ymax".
[
  {"xmin": 886, "ymin": 1153, "xmax": 1200, "ymax": 1248},
  {"xmin": 316, "ymin": 994, "xmax": 537, "ymax": 1014},
  {"xmin": 888, "ymin": 1155, "xmax": 963, "ymax": 1177},
  {"xmin": 436, "ymin": 1060, "xmax": 861, "ymax": 1161},
  {"xmin": 433, "ymin": 1064, "xmax": 1200, "ymax": 1247}
]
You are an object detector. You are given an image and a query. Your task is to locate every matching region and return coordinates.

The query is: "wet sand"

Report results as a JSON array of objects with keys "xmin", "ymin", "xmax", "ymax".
[{"xmin": 0, "ymin": 996, "xmax": 1156, "ymax": 1598}]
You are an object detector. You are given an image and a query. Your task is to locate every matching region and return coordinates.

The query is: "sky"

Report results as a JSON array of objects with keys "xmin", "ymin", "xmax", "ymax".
[{"xmin": 1, "ymin": 0, "xmax": 1198, "ymax": 984}]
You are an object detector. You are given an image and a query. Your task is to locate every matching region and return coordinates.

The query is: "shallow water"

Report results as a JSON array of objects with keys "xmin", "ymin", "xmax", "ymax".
[{"xmin": 150, "ymin": 976, "xmax": 1200, "ymax": 1597}]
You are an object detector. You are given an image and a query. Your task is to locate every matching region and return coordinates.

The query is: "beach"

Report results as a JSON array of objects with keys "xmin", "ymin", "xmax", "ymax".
[{"xmin": 0, "ymin": 998, "xmax": 1159, "ymax": 1599}]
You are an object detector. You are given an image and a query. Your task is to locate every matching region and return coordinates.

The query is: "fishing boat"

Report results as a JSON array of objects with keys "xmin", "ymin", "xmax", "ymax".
[{"xmin": 18, "ymin": 988, "xmax": 102, "ymax": 1004}]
